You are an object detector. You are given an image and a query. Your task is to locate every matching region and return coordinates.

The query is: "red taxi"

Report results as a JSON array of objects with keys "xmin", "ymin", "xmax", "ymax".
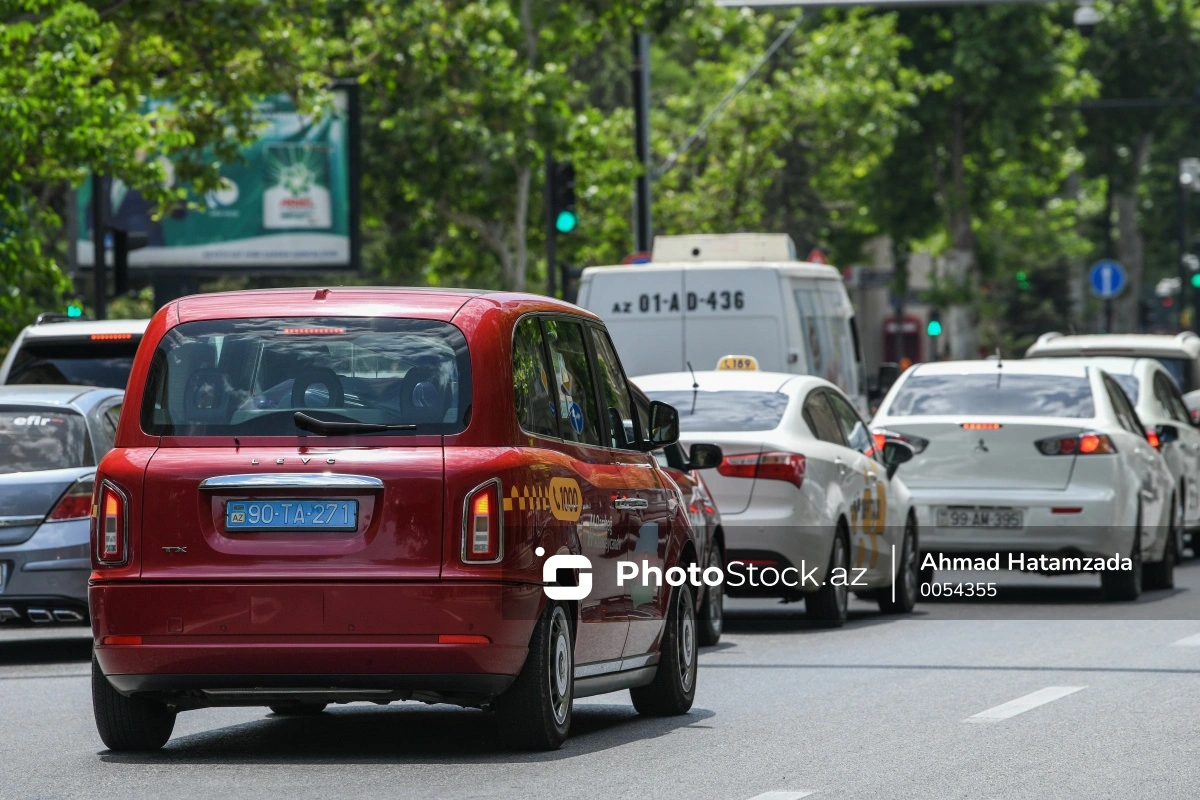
[{"xmin": 89, "ymin": 288, "xmax": 698, "ymax": 751}]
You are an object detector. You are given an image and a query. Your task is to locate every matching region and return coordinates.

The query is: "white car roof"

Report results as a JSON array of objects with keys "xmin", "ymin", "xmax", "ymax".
[
  {"xmin": 1026, "ymin": 332, "xmax": 1200, "ymax": 358},
  {"xmin": 20, "ymin": 318, "xmax": 150, "ymax": 340},
  {"xmin": 1025, "ymin": 355, "xmax": 1151, "ymax": 377},
  {"xmin": 633, "ymin": 370, "xmax": 825, "ymax": 394},
  {"xmin": 908, "ymin": 359, "xmax": 1091, "ymax": 378},
  {"xmin": 581, "ymin": 261, "xmax": 841, "ymax": 280}
]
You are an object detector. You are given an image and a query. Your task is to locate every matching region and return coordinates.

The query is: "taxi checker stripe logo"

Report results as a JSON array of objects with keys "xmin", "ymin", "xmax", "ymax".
[{"xmin": 501, "ymin": 478, "xmax": 581, "ymax": 522}]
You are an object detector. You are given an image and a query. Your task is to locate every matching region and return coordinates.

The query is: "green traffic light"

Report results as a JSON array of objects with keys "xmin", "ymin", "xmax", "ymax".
[
  {"xmin": 926, "ymin": 319, "xmax": 943, "ymax": 337},
  {"xmin": 555, "ymin": 210, "xmax": 578, "ymax": 234},
  {"xmin": 66, "ymin": 304, "xmax": 82, "ymax": 318},
  {"xmin": 1191, "ymin": 273, "xmax": 1200, "ymax": 289}
]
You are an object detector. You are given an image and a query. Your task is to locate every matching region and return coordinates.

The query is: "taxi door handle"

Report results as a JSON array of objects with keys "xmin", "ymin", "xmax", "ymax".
[{"xmin": 614, "ymin": 498, "xmax": 648, "ymax": 510}]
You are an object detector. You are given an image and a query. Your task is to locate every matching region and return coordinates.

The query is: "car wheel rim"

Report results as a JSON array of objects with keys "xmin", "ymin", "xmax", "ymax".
[
  {"xmin": 902, "ymin": 526, "xmax": 917, "ymax": 601},
  {"xmin": 548, "ymin": 607, "xmax": 571, "ymax": 726},
  {"xmin": 677, "ymin": 588, "xmax": 696, "ymax": 693}
]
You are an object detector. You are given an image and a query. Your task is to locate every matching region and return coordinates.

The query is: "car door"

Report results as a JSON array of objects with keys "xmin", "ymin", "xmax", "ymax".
[
  {"xmin": 586, "ymin": 324, "xmax": 671, "ymax": 660},
  {"xmin": 799, "ymin": 388, "xmax": 861, "ymax": 544},
  {"xmin": 540, "ymin": 316, "xmax": 631, "ymax": 667},
  {"xmin": 824, "ymin": 389, "xmax": 890, "ymax": 586},
  {"xmin": 1154, "ymin": 370, "xmax": 1200, "ymax": 529},
  {"xmin": 1104, "ymin": 375, "xmax": 1168, "ymax": 539}
]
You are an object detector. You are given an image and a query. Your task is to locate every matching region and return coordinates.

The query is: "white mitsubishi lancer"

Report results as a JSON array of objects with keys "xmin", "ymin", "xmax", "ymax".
[
  {"xmin": 636, "ymin": 360, "xmax": 920, "ymax": 628},
  {"xmin": 871, "ymin": 358, "xmax": 1176, "ymax": 600}
]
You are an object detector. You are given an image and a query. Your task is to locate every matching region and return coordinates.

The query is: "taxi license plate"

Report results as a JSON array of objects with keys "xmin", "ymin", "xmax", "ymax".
[
  {"xmin": 225, "ymin": 499, "xmax": 358, "ymax": 532},
  {"xmin": 936, "ymin": 508, "xmax": 1023, "ymax": 529}
]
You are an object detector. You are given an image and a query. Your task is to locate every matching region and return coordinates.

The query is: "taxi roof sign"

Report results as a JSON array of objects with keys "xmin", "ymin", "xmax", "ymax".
[{"xmin": 716, "ymin": 354, "xmax": 759, "ymax": 371}]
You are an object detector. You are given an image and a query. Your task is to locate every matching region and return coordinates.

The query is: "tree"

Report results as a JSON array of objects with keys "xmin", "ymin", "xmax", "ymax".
[{"xmin": 1, "ymin": 0, "xmax": 326, "ymax": 346}]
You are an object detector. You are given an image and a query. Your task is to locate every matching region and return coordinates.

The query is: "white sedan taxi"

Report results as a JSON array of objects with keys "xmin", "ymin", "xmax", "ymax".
[
  {"xmin": 635, "ymin": 357, "xmax": 919, "ymax": 627},
  {"xmin": 872, "ymin": 358, "xmax": 1176, "ymax": 600}
]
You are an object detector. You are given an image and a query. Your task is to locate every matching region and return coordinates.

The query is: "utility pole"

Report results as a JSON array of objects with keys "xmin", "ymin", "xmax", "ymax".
[
  {"xmin": 632, "ymin": 32, "xmax": 653, "ymax": 252},
  {"xmin": 91, "ymin": 173, "xmax": 108, "ymax": 321},
  {"xmin": 545, "ymin": 151, "xmax": 558, "ymax": 298}
]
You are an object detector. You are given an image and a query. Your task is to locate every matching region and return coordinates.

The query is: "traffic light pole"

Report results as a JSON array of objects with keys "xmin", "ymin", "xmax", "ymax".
[
  {"xmin": 545, "ymin": 152, "xmax": 558, "ymax": 299},
  {"xmin": 632, "ymin": 32, "xmax": 653, "ymax": 252},
  {"xmin": 91, "ymin": 173, "xmax": 107, "ymax": 321}
]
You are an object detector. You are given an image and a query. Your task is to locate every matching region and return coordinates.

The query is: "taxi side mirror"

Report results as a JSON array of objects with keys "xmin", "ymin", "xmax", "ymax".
[
  {"xmin": 643, "ymin": 400, "xmax": 680, "ymax": 450},
  {"xmin": 881, "ymin": 439, "xmax": 914, "ymax": 480},
  {"xmin": 687, "ymin": 443, "xmax": 722, "ymax": 470}
]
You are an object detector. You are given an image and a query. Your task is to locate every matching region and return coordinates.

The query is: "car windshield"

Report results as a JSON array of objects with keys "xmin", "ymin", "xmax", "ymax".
[
  {"xmin": 140, "ymin": 318, "xmax": 471, "ymax": 436},
  {"xmin": 644, "ymin": 389, "xmax": 790, "ymax": 432},
  {"xmin": 0, "ymin": 407, "xmax": 89, "ymax": 473},
  {"xmin": 887, "ymin": 374, "xmax": 1095, "ymax": 417},
  {"xmin": 7, "ymin": 338, "xmax": 141, "ymax": 389}
]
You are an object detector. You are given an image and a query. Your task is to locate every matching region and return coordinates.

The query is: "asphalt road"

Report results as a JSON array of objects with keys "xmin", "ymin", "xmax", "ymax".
[{"xmin": 3, "ymin": 563, "xmax": 1199, "ymax": 800}]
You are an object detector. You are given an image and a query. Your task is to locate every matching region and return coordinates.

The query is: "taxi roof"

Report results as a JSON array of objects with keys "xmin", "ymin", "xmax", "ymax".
[
  {"xmin": 1027, "ymin": 332, "xmax": 1200, "ymax": 358},
  {"xmin": 171, "ymin": 287, "xmax": 596, "ymax": 324},
  {"xmin": 1027, "ymin": 355, "xmax": 1148, "ymax": 377},
  {"xmin": 632, "ymin": 370, "xmax": 824, "ymax": 394},
  {"xmin": 20, "ymin": 318, "xmax": 149, "ymax": 340}
]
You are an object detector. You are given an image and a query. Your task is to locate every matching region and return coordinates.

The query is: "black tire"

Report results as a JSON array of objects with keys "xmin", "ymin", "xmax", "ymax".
[
  {"xmin": 631, "ymin": 580, "xmax": 697, "ymax": 716},
  {"xmin": 495, "ymin": 602, "xmax": 573, "ymax": 751},
  {"xmin": 1144, "ymin": 499, "xmax": 1177, "ymax": 591},
  {"xmin": 1102, "ymin": 506, "xmax": 1143, "ymax": 602},
  {"xmin": 91, "ymin": 654, "xmax": 175, "ymax": 751},
  {"xmin": 919, "ymin": 562, "xmax": 935, "ymax": 593},
  {"xmin": 696, "ymin": 545, "xmax": 724, "ymax": 647},
  {"xmin": 879, "ymin": 517, "xmax": 918, "ymax": 614},
  {"xmin": 805, "ymin": 528, "xmax": 850, "ymax": 628},
  {"xmin": 269, "ymin": 703, "xmax": 327, "ymax": 716}
]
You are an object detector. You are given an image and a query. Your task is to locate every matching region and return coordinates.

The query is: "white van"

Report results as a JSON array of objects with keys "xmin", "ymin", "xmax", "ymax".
[{"xmin": 577, "ymin": 234, "xmax": 868, "ymax": 411}]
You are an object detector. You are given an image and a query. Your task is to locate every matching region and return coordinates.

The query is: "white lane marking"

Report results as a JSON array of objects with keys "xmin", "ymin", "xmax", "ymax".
[
  {"xmin": 746, "ymin": 793, "xmax": 814, "ymax": 800},
  {"xmin": 890, "ymin": 543, "xmax": 896, "ymax": 605},
  {"xmin": 965, "ymin": 686, "xmax": 1086, "ymax": 723},
  {"xmin": 1171, "ymin": 632, "xmax": 1200, "ymax": 646}
]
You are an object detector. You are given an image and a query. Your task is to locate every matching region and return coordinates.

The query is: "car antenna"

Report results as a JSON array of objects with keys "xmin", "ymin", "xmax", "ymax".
[
  {"xmin": 995, "ymin": 347, "xmax": 1003, "ymax": 389},
  {"xmin": 687, "ymin": 361, "xmax": 699, "ymax": 389}
]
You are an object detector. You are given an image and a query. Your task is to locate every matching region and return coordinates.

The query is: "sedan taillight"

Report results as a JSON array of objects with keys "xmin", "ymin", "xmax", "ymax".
[
  {"xmin": 718, "ymin": 452, "xmax": 806, "ymax": 489},
  {"xmin": 462, "ymin": 479, "xmax": 502, "ymax": 563},
  {"xmin": 46, "ymin": 476, "xmax": 95, "ymax": 522},
  {"xmin": 1035, "ymin": 432, "xmax": 1117, "ymax": 456},
  {"xmin": 94, "ymin": 481, "xmax": 130, "ymax": 565}
]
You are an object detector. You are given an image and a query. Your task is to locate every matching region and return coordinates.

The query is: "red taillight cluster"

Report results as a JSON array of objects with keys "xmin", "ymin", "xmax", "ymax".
[
  {"xmin": 462, "ymin": 480, "xmax": 502, "ymax": 563},
  {"xmin": 871, "ymin": 428, "xmax": 929, "ymax": 455},
  {"xmin": 46, "ymin": 476, "xmax": 94, "ymax": 521},
  {"xmin": 717, "ymin": 451, "xmax": 806, "ymax": 489},
  {"xmin": 1146, "ymin": 429, "xmax": 1162, "ymax": 450},
  {"xmin": 93, "ymin": 481, "xmax": 129, "ymax": 565},
  {"xmin": 1035, "ymin": 432, "xmax": 1117, "ymax": 456}
]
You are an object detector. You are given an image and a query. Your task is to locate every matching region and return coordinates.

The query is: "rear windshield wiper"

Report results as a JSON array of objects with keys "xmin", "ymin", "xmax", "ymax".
[{"xmin": 293, "ymin": 411, "xmax": 417, "ymax": 435}]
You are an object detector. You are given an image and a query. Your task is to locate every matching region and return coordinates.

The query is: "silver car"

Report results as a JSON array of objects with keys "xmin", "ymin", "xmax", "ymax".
[{"xmin": 0, "ymin": 385, "xmax": 124, "ymax": 624}]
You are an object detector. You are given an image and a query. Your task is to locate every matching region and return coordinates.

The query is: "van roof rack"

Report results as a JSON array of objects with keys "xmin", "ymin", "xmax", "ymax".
[{"xmin": 34, "ymin": 312, "xmax": 89, "ymax": 325}]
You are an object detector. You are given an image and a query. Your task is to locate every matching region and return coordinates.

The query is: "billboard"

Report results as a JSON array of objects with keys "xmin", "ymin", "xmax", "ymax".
[{"xmin": 76, "ymin": 83, "xmax": 359, "ymax": 271}]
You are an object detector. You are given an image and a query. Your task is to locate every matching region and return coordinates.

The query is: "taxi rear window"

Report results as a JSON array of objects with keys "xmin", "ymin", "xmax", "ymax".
[
  {"xmin": 887, "ymin": 374, "xmax": 1095, "ymax": 417},
  {"xmin": 645, "ymin": 390, "xmax": 789, "ymax": 432},
  {"xmin": 140, "ymin": 318, "xmax": 470, "ymax": 436}
]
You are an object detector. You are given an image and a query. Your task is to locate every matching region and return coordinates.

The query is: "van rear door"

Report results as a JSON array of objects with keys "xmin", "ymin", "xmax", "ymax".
[
  {"xmin": 579, "ymin": 267, "xmax": 685, "ymax": 376},
  {"xmin": 680, "ymin": 267, "xmax": 787, "ymax": 371}
]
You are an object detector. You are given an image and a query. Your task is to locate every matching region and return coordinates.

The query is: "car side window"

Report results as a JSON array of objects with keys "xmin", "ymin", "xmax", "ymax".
[
  {"xmin": 802, "ymin": 390, "xmax": 845, "ymax": 445},
  {"xmin": 588, "ymin": 327, "xmax": 639, "ymax": 451},
  {"xmin": 1155, "ymin": 373, "xmax": 1190, "ymax": 424},
  {"xmin": 542, "ymin": 318, "xmax": 602, "ymax": 447},
  {"xmin": 511, "ymin": 317, "xmax": 559, "ymax": 439},
  {"xmin": 826, "ymin": 391, "xmax": 874, "ymax": 456},
  {"xmin": 1105, "ymin": 377, "xmax": 1140, "ymax": 434}
]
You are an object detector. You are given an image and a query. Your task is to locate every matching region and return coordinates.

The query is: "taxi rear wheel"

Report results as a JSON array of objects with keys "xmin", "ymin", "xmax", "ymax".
[
  {"xmin": 1102, "ymin": 505, "xmax": 1143, "ymax": 602},
  {"xmin": 879, "ymin": 517, "xmax": 918, "ymax": 614},
  {"xmin": 805, "ymin": 529, "xmax": 850, "ymax": 628},
  {"xmin": 496, "ymin": 602, "xmax": 572, "ymax": 751},
  {"xmin": 92, "ymin": 654, "xmax": 176, "ymax": 752},
  {"xmin": 1144, "ymin": 498, "xmax": 1177, "ymax": 591},
  {"xmin": 631, "ymin": 580, "xmax": 697, "ymax": 716},
  {"xmin": 697, "ymin": 546, "xmax": 724, "ymax": 647}
]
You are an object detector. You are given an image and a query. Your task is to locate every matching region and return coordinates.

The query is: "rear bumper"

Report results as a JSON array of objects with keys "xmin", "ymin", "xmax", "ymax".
[
  {"xmin": 91, "ymin": 581, "xmax": 543, "ymax": 702},
  {"xmin": 0, "ymin": 518, "xmax": 90, "ymax": 622}
]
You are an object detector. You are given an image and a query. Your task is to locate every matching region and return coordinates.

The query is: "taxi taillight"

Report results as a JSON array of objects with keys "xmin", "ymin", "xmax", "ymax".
[
  {"xmin": 718, "ymin": 452, "xmax": 806, "ymax": 489},
  {"xmin": 462, "ymin": 480, "xmax": 502, "ymax": 563},
  {"xmin": 1035, "ymin": 432, "xmax": 1117, "ymax": 456},
  {"xmin": 93, "ymin": 481, "xmax": 129, "ymax": 565}
]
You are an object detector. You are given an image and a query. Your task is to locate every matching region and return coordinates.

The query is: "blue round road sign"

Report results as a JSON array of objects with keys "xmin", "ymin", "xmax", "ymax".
[
  {"xmin": 1089, "ymin": 259, "xmax": 1126, "ymax": 299},
  {"xmin": 567, "ymin": 402, "xmax": 584, "ymax": 434}
]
